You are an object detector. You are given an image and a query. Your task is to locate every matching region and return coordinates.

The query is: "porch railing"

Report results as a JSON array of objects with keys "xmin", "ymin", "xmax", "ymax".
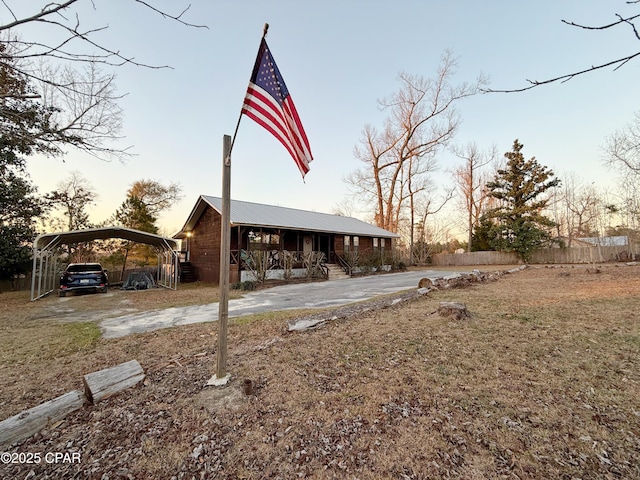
[
  {"xmin": 233, "ymin": 249, "xmax": 329, "ymax": 279},
  {"xmin": 334, "ymin": 253, "xmax": 352, "ymax": 276}
]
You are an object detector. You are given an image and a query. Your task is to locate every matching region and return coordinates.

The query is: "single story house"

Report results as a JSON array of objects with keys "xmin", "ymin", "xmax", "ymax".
[{"xmin": 173, "ymin": 195, "xmax": 400, "ymax": 283}]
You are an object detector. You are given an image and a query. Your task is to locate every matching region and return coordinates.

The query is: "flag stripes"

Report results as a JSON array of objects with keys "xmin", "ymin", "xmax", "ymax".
[
  {"xmin": 243, "ymin": 86, "xmax": 312, "ymax": 176},
  {"xmin": 241, "ymin": 38, "xmax": 313, "ymax": 179}
]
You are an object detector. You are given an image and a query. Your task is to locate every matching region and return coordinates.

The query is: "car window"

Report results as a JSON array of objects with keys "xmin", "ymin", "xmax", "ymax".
[{"xmin": 67, "ymin": 264, "xmax": 102, "ymax": 273}]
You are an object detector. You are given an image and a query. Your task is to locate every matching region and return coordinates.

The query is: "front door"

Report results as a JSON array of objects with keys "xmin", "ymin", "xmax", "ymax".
[
  {"xmin": 303, "ymin": 235, "xmax": 313, "ymax": 254},
  {"xmin": 319, "ymin": 234, "xmax": 330, "ymax": 262}
]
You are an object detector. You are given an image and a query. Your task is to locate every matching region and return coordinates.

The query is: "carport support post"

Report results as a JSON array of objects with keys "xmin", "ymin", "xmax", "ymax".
[{"xmin": 209, "ymin": 134, "xmax": 232, "ymax": 386}]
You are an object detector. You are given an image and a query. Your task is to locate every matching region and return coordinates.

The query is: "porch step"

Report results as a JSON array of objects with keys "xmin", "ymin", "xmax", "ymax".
[
  {"xmin": 326, "ymin": 263, "xmax": 349, "ymax": 280},
  {"xmin": 179, "ymin": 262, "xmax": 197, "ymax": 283}
]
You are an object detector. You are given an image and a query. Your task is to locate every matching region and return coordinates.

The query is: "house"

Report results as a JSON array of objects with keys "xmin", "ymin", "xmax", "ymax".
[
  {"xmin": 575, "ymin": 236, "xmax": 629, "ymax": 247},
  {"xmin": 574, "ymin": 235, "xmax": 636, "ymax": 261},
  {"xmin": 173, "ymin": 196, "xmax": 400, "ymax": 283}
]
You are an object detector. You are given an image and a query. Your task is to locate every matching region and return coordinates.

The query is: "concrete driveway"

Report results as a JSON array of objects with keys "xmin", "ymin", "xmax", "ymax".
[{"xmin": 99, "ymin": 269, "xmax": 466, "ymax": 339}]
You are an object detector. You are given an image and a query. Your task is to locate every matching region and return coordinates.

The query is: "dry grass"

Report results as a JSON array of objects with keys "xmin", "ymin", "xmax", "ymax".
[{"xmin": 1, "ymin": 265, "xmax": 639, "ymax": 479}]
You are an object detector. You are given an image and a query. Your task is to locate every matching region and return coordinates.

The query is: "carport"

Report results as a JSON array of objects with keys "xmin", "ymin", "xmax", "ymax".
[{"xmin": 31, "ymin": 227, "xmax": 180, "ymax": 301}]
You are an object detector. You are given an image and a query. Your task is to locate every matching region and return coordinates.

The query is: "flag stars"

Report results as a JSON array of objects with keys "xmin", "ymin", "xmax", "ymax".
[{"xmin": 242, "ymin": 38, "xmax": 313, "ymax": 178}]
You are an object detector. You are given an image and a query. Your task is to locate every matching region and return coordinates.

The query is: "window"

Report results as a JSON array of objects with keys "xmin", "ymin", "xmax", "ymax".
[
  {"xmin": 249, "ymin": 230, "xmax": 280, "ymax": 249},
  {"xmin": 265, "ymin": 233, "xmax": 280, "ymax": 246},
  {"xmin": 373, "ymin": 238, "xmax": 379, "ymax": 248},
  {"xmin": 353, "ymin": 236, "xmax": 359, "ymax": 253},
  {"xmin": 249, "ymin": 231, "xmax": 262, "ymax": 248},
  {"xmin": 344, "ymin": 235, "xmax": 350, "ymax": 249}
]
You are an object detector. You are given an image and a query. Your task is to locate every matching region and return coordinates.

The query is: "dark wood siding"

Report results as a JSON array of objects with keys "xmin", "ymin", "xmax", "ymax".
[
  {"xmin": 189, "ymin": 208, "xmax": 221, "ymax": 283},
  {"xmin": 334, "ymin": 235, "xmax": 345, "ymax": 256},
  {"xmin": 359, "ymin": 236, "xmax": 373, "ymax": 255}
]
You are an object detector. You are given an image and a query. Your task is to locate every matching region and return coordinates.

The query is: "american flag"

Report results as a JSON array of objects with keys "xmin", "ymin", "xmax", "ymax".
[{"xmin": 242, "ymin": 39, "xmax": 313, "ymax": 178}]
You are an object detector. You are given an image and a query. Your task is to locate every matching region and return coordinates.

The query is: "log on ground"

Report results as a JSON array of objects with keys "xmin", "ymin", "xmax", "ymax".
[
  {"xmin": 0, "ymin": 390, "xmax": 85, "ymax": 449},
  {"xmin": 83, "ymin": 359, "xmax": 145, "ymax": 405}
]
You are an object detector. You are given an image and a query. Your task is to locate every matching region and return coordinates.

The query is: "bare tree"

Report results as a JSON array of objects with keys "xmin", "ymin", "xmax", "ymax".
[
  {"xmin": 410, "ymin": 189, "xmax": 453, "ymax": 263},
  {"xmin": 43, "ymin": 171, "xmax": 97, "ymax": 260},
  {"xmin": 614, "ymin": 172, "xmax": 640, "ymax": 230},
  {"xmin": 557, "ymin": 176, "xmax": 602, "ymax": 245},
  {"xmin": 603, "ymin": 111, "xmax": 640, "ymax": 237},
  {"xmin": 46, "ymin": 171, "xmax": 96, "ymax": 231},
  {"xmin": 413, "ymin": 215, "xmax": 454, "ymax": 264},
  {"xmin": 346, "ymin": 51, "xmax": 487, "ymax": 235},
  {"xmin": 487, "ymin": 2, "xmax": 640, "ymax": 93},
  {"xmin": 0, "ymin": 1, "xmax": 206, "ymax": 160},
  {"xmin": 451, "ymin": 142, "xmax": 497, "ymax": 251},
  {"xmin": 127, "ymin": 179, "xmax": 183, "ymax": 217},
  {"xmin": 605, "ymin": 110, "xmax": 640, "ymax": 174},
  {"xmin": 331, "ymin": 198, "xmax": 356, "ymax": 217}
]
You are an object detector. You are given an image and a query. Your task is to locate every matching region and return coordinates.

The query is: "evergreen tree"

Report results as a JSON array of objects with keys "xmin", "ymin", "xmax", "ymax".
[
  {"xmin": 479, "ymin": 140, "xmax": 560, "ymax": 261},
  {"xmin": 0, "ymin": 152, "xmax": 45, "ymax": 279},
  {"xmin": 0, "ymin": 50, "xmax": 49, "ymax": 279},
  {"xmin": 115, "ymin": 195, "xmax": 158, "ymax": 234},
  {"xmin": 470, "ymin": 216, "xmax": 494, "ymax": 252}
]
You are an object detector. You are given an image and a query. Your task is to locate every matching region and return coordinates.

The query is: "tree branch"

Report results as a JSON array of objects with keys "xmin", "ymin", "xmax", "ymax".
[
  {"xmin": 485, "ymin": 51, "xmax": 640, "ymax": 93},
  {"xmin": 561, "ymin": 13, "xmax": 640, "ymax": 32},
  {"xmin": 0, "ymin": 1, "xmax": 208, "ymax": 161},
  {"xmin": 133, "ymin": 1, "xmax": 208, "ymax": 29},
  {"xmin": 485, "ymin": 6, "xmax": 640, "ymax": 93}
]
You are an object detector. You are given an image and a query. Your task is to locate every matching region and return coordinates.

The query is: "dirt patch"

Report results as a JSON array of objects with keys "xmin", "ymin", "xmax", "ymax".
[
  {"xmin": 1, "ymin": 264, "xmax": 639, "ymax": 479},
  {"xmin": 194, "ymin": 385, "xmax": 247, "ymax": 414}
]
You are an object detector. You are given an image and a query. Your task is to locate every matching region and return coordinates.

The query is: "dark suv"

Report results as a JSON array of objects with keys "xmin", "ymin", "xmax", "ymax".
[{"xmin": 59, "ymin": 263, "xmax": 108, "ymax": 297}]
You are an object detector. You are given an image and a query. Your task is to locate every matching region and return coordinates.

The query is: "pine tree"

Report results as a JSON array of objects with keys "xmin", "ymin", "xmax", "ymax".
[{"xmin": 478, "ymin": 140, "xmax": 560, "ymax": 261}]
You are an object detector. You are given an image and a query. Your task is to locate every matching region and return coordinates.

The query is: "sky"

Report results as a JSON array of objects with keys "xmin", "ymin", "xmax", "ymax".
[{"xmin": 15, "ymin": 1, "xmax": 640, "ymax": 237}]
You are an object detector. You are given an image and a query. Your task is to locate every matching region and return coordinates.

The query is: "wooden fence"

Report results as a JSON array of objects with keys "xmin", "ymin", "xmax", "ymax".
[
  {"xmin": 431, "ymin": 245, "xmax": 639, "ymax": 267},
  {"xmin": 0, "ymin": 275, "xmax": 32, "ymax": 293}
]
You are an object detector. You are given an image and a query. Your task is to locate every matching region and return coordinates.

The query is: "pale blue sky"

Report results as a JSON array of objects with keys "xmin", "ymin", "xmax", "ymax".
[{"xmin": 21, "ymin": 1, "xmax": 640, "ymax": 235}]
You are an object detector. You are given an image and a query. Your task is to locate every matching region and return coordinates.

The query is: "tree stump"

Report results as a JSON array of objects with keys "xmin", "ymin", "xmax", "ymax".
[{"xmin": 437, "ymin": 302, "xmax": 471, "ymax": 320}]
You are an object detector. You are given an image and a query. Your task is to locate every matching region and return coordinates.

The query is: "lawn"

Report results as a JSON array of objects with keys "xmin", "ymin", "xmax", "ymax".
[{"xmin": 0, "ymin": 264, "xmax": 639, "ymax": 479}]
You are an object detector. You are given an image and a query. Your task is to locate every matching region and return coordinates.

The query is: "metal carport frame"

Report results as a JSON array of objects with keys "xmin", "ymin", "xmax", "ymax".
[{"xmin": 31, "ymin": 227, "xmax": 180, "ymax": 301}]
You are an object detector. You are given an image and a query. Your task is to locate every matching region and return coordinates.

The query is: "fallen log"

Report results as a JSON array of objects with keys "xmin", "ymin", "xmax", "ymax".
[
  {"xmin": 83, "ymin": 359, "xmax": 145, "ymax": 404},
  {"xmin": 0, "ymin": 390, "xmax": 85, "ymax": 449}
]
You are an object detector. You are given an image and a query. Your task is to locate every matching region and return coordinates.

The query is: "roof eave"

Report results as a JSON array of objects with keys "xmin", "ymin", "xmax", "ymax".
[{"xmin": 230, "ymin": 221, "xmax": 400, "ymax": 238}]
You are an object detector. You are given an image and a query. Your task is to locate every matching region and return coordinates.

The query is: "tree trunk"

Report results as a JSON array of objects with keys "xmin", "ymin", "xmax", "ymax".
[
  {"xmin": 0, "ymin": 390, "xmax": 85, "ymax": 449},
  {"xmin": 437, "ymin": 301, "xmax": 471, "ymax": 320}
]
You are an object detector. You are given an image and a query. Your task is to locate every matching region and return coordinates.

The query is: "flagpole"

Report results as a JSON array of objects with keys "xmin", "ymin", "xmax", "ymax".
[
  {"xmin": 207, "ymin": 24, "xmax": 270, "ymax": 387},
  {"xmin": 207, "ymin": 134, "xmax": 232, "ymax": 386},
  {"xmin": 228, "ymin": 23, "xmax": 269, "ymax": 157}
]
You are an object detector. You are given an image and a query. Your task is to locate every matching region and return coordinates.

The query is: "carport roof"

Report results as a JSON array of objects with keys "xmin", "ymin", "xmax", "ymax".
[{"xmin": 34, "ymin": 227, "xmax": 179, "ymax": 251}]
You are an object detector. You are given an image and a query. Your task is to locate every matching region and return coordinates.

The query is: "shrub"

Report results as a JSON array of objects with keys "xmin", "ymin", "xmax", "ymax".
[{"xmin": 231, "ymin": 281, "xmax": 256, "ymax": 291}]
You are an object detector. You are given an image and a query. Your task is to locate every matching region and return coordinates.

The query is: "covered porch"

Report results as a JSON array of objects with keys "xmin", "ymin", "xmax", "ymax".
[{"xmin": 174, "ymin": 195, "xmax": 399, "ymax": 284}]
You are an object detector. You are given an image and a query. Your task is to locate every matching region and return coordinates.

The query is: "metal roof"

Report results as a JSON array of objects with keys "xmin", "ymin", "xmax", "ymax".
[
  {"xmin": 175, "ymin": 195, "xmax": 400, "ymax": 239},
  {"xmin": 35, "ymin": 227, "xmax": 179, "ymax": 251},
  {"xmin": 576, "ymin": 236, "xmax": 629, "ymax": 247}
]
